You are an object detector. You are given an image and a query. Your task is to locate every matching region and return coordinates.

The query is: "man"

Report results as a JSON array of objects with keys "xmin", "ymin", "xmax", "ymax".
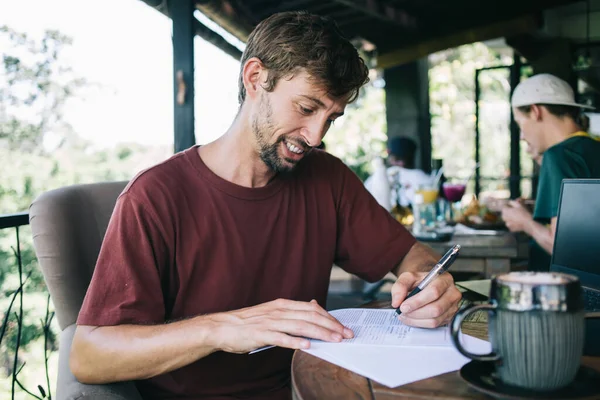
[
  {"xmin": 387, "ymin": 136, "xmax": 418, "ymax": 168},
  {"xmin": 70, "ymin": 12, "xmax": 461, "ymax": 399},
  {"xmin": 502, "ymin": 73, "xmax": 600, "ymax": 271}
]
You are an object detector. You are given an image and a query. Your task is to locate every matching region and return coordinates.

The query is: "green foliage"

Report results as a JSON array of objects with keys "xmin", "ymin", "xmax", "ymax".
[
  {"xmin": 0, "ymin": 25, "xmax": 170, "ymax": 398},
  {"xmin": 429, "ymin": 43, "xmax": 519, "ymax": 198},
  {"xmin": 0, "ymin": 25, "xmax": 86, "ymax": 153},
  {"xmin": 118, "ymin": 146, "xmax": 133, "ymax": 160},
  {"xmin": 325, "ymin": 77, "xmax": 387, "ymax": 181}
]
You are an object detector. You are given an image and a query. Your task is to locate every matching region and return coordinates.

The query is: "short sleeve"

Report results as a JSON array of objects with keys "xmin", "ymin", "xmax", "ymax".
[
  {"xmin": 334, "ymin": 163, "xmax": 416, "ymax": 282},
  {"xmin": 77, "ymin": 193, "xmax": 169, "ymax": 326},
  {"xmin": 534, "ymin": 148, "xmax": 587, "ymax": 221}
]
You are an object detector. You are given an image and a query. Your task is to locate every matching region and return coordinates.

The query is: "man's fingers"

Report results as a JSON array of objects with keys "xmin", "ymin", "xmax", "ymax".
[
  {"xmin": 508, "ymin": 200, "xmax": 521, "ymax": 208},
  {"xmin": 271, "ymin": 298, "xmax": 332, "ymax": 319},
  {"xmin": 265, "ymin": 331, "xmax": 311, "ymax": 350},
  {"xmin": 274, "ymin": 300, "xmax": 354, "ymax": 338},
  {"xmin": 398, "ymin": 274, "xmax": 453, "ymax": 313},
  {"xmin": 267, "ymin": 318, "xmax": 345, "ymax": 343},
  {"xmin": 400, "ymin": 298, "xmax": 461, "ymax": 328},
  {"xmin": 273, "ymin": 310, "xmax": 353, "ymax": 338},
  {"xmin": 399, "ymin": 284, "xmax": 461, "ymax": 320},
  {"xmin": 391, "ymin": 272, "xmax": 420, "ymax": 308}
]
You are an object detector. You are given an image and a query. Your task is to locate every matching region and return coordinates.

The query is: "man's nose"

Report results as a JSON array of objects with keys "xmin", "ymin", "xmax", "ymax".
[{"xmin": 300, "ymin": 122, "xmax": 325, "ymax": 148}]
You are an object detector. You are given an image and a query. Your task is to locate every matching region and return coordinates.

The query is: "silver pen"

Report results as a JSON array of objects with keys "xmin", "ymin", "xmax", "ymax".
[{"xmin": 395, "ymin": 244, "xmax": 461, "ymax": 315}]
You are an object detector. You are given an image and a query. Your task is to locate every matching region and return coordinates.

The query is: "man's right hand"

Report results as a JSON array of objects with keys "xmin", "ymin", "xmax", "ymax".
[{"xmin": 207, "ymin": 299, "xmax": 354, "ymax": 353}]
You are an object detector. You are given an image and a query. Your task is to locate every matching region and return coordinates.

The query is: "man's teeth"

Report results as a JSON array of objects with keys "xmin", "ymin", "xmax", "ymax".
[{"xmin": 286, "ymin": 142, "xmax": 304, "ymax": 154}]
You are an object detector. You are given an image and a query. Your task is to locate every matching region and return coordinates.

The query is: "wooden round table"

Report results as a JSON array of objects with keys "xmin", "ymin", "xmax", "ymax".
[{"xmin": 291, "ymin": 301, "xmax": 600, "ymax": 399}]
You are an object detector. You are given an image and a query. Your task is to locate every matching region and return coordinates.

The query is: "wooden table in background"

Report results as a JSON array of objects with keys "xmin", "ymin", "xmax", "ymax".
[
  {"xmin": 291, "ymin": 301, "xmax": 600, "ymax": 400},
  {"xmin": 425, "ymin": 233, "xmax": 519, "ymax": 278}
]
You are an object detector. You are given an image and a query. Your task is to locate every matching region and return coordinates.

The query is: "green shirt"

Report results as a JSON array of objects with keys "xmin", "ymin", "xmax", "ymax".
[{"xmin": 530, "ymin": 133, "xmax": 600, "ymax": 271}]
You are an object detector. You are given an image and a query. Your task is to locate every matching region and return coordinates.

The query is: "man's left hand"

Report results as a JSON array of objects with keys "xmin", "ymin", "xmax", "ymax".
[
  {"xmin": 391, "ymin": 271, "xmax": 462, "ymax": 328},
  {"xmin": 502, "ymin": 200, "xmax": 533, "ymax": 233}
]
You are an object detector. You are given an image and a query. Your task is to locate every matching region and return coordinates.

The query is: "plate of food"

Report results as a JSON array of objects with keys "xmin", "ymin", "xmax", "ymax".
[{"xmin": 457, "ymin": 195, "xmax": 506, "ymax": 230}]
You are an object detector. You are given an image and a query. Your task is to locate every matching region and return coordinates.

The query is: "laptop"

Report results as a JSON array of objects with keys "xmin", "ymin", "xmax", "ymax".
[{"xmin": 550, "ymin": 179, "xmax": 600, "ymax": 312}]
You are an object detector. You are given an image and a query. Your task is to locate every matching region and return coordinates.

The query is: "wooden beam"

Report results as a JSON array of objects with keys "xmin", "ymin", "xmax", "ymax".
[
  {"xmin": 168, "ymin": 0, "xmax": 196, "ymax": 152},
  {"xmin": 195, "ymin": 20, "xmax": 242, "ymax": 60},
  {"xmin": 507, "ymin": 35, "xmax": 575, "ymax": 84},
  {"xmin": 333, "ymin": 0, "xmax": 417, "ymax": 30},
  {"xmin": 196, "ymin": 1, "xmax": 254, "ymax": 42},
  {"xmin": 377, "ymin": 14, "xmax": 541, "ymax": 69}
]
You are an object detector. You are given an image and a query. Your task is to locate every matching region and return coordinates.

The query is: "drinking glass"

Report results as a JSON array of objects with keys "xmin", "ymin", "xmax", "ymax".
[
  {"xmin": 442, "ymin": 181, "xmax": 466, "ymax": 223},
  {"xmin": 413, "ymin": 185, "xmax": 439, "ymax": 233}
]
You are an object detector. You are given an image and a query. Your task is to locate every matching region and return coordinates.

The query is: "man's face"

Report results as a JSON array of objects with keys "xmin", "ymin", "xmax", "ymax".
[
  {"xmin": 251, "ymin": 71, "xmax": 347, "ymax": 173},
  {"xmin": 525, "ymin": 141, "xmax": 543, "ymax": 166},
  {"xmin": 386, "ymin": 154, "xmax": 405, "ymax": 168},
  {"xmin": 513, "ymin": 106, "xmax": 545, "ymax": 155}
]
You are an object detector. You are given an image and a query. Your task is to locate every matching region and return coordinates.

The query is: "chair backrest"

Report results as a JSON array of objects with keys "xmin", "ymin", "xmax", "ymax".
[{"xmin": 30, "ymin": 181, "xmax": 128, "ymax": 330}]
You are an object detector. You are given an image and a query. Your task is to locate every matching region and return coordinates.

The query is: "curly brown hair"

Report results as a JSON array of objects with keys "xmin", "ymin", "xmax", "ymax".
[{"xmin": 238, "ymin": 11, "xmax": 370, "ymax": 105}]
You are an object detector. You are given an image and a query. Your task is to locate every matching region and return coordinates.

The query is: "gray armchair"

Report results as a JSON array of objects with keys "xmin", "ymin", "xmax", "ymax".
[{"xmin": 30, "ymin": 182, "xmax": 142, "ymax": 400}]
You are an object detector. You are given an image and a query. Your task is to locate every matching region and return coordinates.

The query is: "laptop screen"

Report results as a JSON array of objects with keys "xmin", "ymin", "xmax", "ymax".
[{"xmin": 552, "ymin": 179, "xmax": 600, "ymax": 277}]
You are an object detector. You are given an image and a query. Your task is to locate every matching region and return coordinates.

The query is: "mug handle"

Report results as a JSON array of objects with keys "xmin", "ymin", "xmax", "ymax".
[{"xmin": 450, "ymin": 303, "xmax": 499, "ymax": 362}]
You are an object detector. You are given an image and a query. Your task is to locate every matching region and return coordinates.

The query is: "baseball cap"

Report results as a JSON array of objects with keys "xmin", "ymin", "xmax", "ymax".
[{"xmin": 511, "ymin": 73, "xmax": 594, "ymax": 109}]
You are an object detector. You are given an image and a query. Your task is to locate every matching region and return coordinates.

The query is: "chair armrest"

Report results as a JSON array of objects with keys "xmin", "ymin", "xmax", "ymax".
[{"xmin": 58, "ymin": 325, "xmax": 142, "ymax": 400}]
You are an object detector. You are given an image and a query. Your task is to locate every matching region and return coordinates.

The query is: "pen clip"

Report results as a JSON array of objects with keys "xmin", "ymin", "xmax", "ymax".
[{"xmin": 438, "ymin": 244, "xmax": 461, "ymax": 272}]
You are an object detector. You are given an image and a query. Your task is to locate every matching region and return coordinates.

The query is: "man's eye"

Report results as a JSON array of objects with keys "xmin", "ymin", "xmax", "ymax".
[{"xmin": 300, "ymin": 107, "xmax": 314, "ymax": 115}]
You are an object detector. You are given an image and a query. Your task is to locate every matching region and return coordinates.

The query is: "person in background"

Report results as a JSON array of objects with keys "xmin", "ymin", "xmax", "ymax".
[
  {"xmin": 365, "ymin": 136, "xmax": 431, "ymax": 207},
  {"xmin": 502, "ymin": 73, "xmax": 600, "ymax": 271}
]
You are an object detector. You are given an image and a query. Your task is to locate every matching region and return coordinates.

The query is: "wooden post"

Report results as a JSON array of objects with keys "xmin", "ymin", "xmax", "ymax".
[
  {"xmin": 384, "ymin": 59, "xmax": 431, "ymax": 172},
  {"xmin": 169, "ymin": 0, "xmax": 195, "ymax": 153},
  {"xmin": 509, "ymin": 55, "xmax": 522, "ymax": 199}
]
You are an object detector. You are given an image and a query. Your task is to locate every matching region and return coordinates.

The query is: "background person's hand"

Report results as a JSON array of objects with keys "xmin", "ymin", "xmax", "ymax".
[
  {"xmin": 208, "ymin": 299, "xmax": 354, "ymax": 354},
  {"xmin": 501, "ymin": 200, "xmax": 533, "ymax": 232},
  {"xmin": 391, "ymin": 271, "xmax": 462, "ymax": 328}
]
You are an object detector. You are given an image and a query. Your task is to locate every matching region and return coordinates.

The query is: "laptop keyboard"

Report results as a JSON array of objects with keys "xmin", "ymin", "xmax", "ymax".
[{"xmin": 584, "ymin": 288, "xmax": 600, "ymax": 312}]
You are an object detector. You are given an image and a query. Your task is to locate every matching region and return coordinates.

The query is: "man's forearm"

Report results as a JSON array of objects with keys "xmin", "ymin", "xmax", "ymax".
[
  {"xmin": 71, "ymin": 315, "xmax": 219, "ymax": 384},
  {"xmin": 392, "ymin": 242, "xmax": 440, "ymax": 277},
  {"xmin": 525, "ymin": 219, "xmax": 554, "ymax": 254}
]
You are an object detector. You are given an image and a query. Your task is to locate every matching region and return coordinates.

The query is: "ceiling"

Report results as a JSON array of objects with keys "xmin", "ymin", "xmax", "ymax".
[
  {"xmin": 142, "ymin": 0, "xmax": 600, "ymax": 75},
  {"xmin": 142, "ymin": 0, "xmax": 587, "ymax": 68}
]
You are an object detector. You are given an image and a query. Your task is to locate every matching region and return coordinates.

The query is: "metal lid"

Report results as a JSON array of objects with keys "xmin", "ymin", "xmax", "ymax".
[{"xmin": 492, "ymin": 272, "xmax": 584, "ymax": 312}]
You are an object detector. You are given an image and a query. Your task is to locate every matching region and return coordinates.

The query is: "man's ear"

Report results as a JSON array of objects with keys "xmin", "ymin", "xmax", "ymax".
[
  {"xmin": 242, "ymin": 57, "xmax": 266, "ymax": 101},
  {"xmin": 531, "ymin": 104, "xmax": 543, "ymax": 121}
]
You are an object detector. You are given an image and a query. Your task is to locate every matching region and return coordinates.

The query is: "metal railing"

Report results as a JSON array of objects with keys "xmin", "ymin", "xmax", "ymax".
[{"xmin": 0, "ymin": 212, "xmax": 54, "ymax": 400}]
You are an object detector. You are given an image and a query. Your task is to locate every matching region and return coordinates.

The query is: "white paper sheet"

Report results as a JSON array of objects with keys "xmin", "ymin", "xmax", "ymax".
[
  {"xmin": 456, "ymin": 279, "xmax": 491, "ymax": 298},
  {"xmin": 319, "ymin": 308, "xmax": 450, "ymax": 346},
  {"xmin": 303, "ymin": 308, "xmax": 492, "ymax": 388}
]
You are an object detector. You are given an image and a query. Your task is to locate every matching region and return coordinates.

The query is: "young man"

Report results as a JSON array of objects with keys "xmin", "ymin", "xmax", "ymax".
[
  {"xmin": 502, "ymin": 73, "xmax": 600, "ymax": 271},
  {"xmin": 70, "ymin": 12, "xmax": 461, "ymax": 399}
]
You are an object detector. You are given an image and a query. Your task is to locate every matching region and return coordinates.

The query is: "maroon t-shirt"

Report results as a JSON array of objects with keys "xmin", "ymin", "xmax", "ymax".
[{"xmin": 78, "ymin": 146, "xmax": 416, "ymax": 399}]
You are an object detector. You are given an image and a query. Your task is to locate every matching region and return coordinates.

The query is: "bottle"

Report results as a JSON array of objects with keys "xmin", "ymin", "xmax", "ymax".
[
  {"xmin": 389, "ymin": 167, "xmax": 414, "ymax": 226},
  {"xmin": 412, "ymin": 192, "xmax": 424, "ymax": 234},
  {"xmin": 431, "ymin": 158, "xmax": 448, "ymax": 224},
  {"xmin": 431, "ymin": 159, "xmax": 447, "ymax": 199},
  {"xmin": 367, "ymin": 157, "xmax": 392, "ymax": 211}
]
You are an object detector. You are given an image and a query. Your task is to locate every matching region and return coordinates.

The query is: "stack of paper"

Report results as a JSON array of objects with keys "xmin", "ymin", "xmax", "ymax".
[{"xmin": 302, "ymin": 308, "xmax": 491, "ymax": 388}]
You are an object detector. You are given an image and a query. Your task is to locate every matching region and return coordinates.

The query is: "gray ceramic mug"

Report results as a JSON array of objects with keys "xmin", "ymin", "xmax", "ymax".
[{"xmin": 450, "ymin": 272, "xmax": 585, "ymax": 391}]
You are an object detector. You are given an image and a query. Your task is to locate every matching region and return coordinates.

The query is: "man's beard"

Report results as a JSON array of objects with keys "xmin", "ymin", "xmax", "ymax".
[{"xmin": 252, "ymin": 94, "xmax": 302, "ymax": 174}]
